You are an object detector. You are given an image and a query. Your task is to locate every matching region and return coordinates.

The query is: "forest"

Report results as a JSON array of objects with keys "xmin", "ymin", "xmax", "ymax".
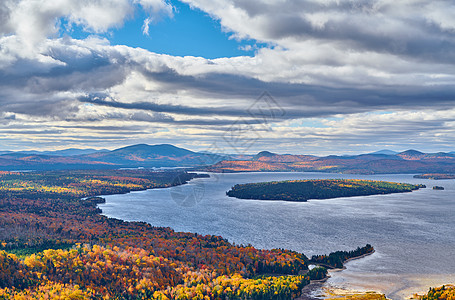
[
  {"xmin": 226, "ymin": 179, "xmax": 425, "ymax": 202},
  {"xmin": 416, "ymin": 285, "xmax": 455, "ymax": 300},
  {"xmin": 414, "ymin": 174, "xmax": 455, "ymax": 180},
  {"xmin": 0, "ymin": 169, "xmax": 373, "ymax": 299}
]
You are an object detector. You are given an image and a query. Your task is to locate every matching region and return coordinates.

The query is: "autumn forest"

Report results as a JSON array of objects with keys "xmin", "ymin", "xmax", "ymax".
[{"xmin": 0, "ymin": 169, "xmax": 349, "ymax": 299}]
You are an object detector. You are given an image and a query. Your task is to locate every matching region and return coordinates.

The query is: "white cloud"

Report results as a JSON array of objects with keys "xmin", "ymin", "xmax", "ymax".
[
  {"xmin": 136, "ymin": 0, "xmax": 174, "ymax": 35},
  {"xmin": 135, "ymin": 0, "xmax": 173, "ymax": 17},
  {"xmin": 142, "ymin": 17, "xmax": 151, "ymax": 35},
  {"xmin": 1, "ymin": 0, "xmax": 455, "ymax": 152},
  {"xmin": 0, "ymin": 0, "xmax": 174, "ymax": 48}
]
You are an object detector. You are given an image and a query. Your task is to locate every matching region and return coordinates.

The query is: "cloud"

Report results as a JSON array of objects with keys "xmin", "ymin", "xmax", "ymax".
[
  {"xmin": 0, "ymin": 0, "xmax": 174, "ymax": 49},
  {"xmin": 0, "ymin": 0, "xmax": 129, "ymax": 51},
  {"xmin": 182, "ymin": 0, "xmax": 455, "ymax": 59},
  {"xmin": 138, "ymin": 0, "xmax": 174, "ymax": 35},
  {"xmin": 142, "ymin": 18, "xmax": 152, "ymax": 35},
  {"xmin": 1, "ymin": 0, "xmax": 455, "ymax": 152}
]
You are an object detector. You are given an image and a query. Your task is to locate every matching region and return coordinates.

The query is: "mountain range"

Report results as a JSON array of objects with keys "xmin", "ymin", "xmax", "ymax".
[
  {"xmin": 0, "ymin": 144, "xmax": 225, "ymax": 171},
  {"xmin": 205, "ymin": 149, "xmax": 455, "ymax": 174},
  {"xmin": 1, "ymin": 144, "xmax": 455, "ymax": 174}
]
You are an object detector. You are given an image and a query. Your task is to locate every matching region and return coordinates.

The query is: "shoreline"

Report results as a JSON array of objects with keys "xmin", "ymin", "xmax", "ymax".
[
  {"xmin": 310, "ymin": 249, "xmax": 376, "ymax": 272},
  {"xmin": 297, "ymin": 250, "xmax": 378, "ymax": 299},
  {"xmin": 340, "ymin": 249, "xmax": 376, "ymax": 269},
  {"xmin": 296, "ymin": 278, "xmax": 328, "ymax": 300}
]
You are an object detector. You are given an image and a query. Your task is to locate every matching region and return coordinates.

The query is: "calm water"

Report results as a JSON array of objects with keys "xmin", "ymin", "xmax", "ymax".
[{"xmin": 99, "ymin": 172, "xmax": 455, "ymax": 299}]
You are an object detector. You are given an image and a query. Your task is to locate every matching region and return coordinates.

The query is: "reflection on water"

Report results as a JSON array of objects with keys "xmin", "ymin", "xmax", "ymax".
[{"xmin": 99, "ymin": 172, "xmax": 455, "ymax": 299}]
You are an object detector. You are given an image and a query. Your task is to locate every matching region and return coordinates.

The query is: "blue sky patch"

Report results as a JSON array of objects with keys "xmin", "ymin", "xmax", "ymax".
[{"xmin": 60, "ymin": 0, "xmax": 266, "ymax": 59}]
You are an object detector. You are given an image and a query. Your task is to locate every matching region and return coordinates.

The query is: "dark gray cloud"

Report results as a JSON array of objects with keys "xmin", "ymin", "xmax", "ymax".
[
  {"xmin": 192, "ymin": 0, "xmax": 455, "ymax": 63},
  {"xmin": 101, "ymin": 69, "xmax": 455, "ymax": 117},
  {"xmin": 78, "ymin": 93, "xmax": 249, "ymax": 117},
  {"xmin": 1, "ymin": 0, "xmax": 455, "ymax": 153}
]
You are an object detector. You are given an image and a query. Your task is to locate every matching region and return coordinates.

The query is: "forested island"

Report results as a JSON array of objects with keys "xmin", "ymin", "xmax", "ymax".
[
  {"xmin": 414, "ymin": 174, "xmax": 455, "ymax": 180},
  {"xmin": 226, "ymin": 179, "xmax": 425, "ymax": 202},
  {"xmin": 0, "ymin": 169, "xmax": 372, "ymax": 299}
]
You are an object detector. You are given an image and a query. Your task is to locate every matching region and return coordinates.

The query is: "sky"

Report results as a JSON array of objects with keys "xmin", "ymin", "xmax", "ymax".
[{"xmin": 0, "ymin": 0, "xmax": 455, "ymax": 155}]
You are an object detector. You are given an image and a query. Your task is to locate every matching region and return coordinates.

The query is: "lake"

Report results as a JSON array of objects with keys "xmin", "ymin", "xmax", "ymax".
[{"xmin": 99, "ymin": 172, "xmax": 455, "ymax": 299}]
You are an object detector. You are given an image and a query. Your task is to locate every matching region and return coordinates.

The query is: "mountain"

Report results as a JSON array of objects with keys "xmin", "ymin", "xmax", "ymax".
[
  {"xmin": 17, "ymin": 148, "xmax": 108, "ymax": 156},
  {"xmin": 253, "ymin": 151, "xmax": 277, "ymax": 160},
  {"xmin": 0, "ymin": 144, "xmax": 224, "ymax": 171},
  {"xmin": 2, "ymin": 145, "xmax": 455, "ymax": 174},
  {"xmin": 397, "ymin": 149, "xmax": 425, "ymax": 160},
  {"xmin": 81, "ymin": 144, "xmax": 222, "ymax": 167},
  {"xmin": 205, "ymin": 149, "xmax": 455, "ymax": 174},
  {"xmin": 112, "ymin": 144, "xmax": 194, "ymax": 157},
  {"xmin": 369, "ymin": 150, "xmax": 398, "ymax": 155},
  {"xmin": 0, "ymin": 152, "xmax": 113, "ymax": 170}
]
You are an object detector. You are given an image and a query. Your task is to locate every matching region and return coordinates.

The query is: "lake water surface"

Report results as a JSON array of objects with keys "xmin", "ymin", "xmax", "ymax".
[{"xmin": 99, "ymin": 172, "xmax": 455, "ymax": 299}]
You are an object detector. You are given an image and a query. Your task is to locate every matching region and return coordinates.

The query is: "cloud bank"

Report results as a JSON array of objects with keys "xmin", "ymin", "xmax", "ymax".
[{"xmin": 0, "ymin": 0, "xmax": 454, "ymax": 153}]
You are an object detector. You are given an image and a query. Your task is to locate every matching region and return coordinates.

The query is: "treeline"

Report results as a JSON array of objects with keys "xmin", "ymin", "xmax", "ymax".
[
  {"xmin": 309, "ymin": 244, "xmax": 374, "ymax": 269},
  {"xmin": 306, "ymin": 267, "xmax": 327, "ymax": 280},
  {"xmin": 227, "ymin": 179, "xmax": 425, "ymax": 202},
  {"xmin": 414, "ymin": 174, "xmax": 455, "ymax": 180},
  {"xmin": 417, "ymin": 285, "xmax": 455, "ymax": 300}
]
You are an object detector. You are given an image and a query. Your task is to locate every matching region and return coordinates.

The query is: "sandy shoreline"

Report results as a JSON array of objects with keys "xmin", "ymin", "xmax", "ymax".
[
  {"xmin": 296, "ymin": 251, "xmax": 377, "ymax": 299},
  {"xmin": 296, "ymin": 278, "xmax": 328, "ymax": 300},
  {"xmin": 327, "ymin": 270, "xmax": 455, "ymax": 299},
  {"xmin": 298, "ymin": 250, "xmax": 455, "ymax": 300}
]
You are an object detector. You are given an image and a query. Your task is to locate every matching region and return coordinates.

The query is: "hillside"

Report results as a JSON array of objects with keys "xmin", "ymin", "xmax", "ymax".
[
  {"xmin": 0, "ymin": 144, "xmax": 223, "ymax": 171},
  {"xmin": 2, "ymin": 145, "xmax": 455, "ymax": 174},
  {"xmin": 206, "ymin": 150, "xmax": 455, "ymax": 174}
]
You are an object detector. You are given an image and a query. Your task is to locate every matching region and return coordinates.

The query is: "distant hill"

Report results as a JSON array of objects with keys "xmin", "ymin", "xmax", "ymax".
[
  {"xmin": 397, "ymin": 149, "xmax": 425, "ymax": 160},
  {"xmin": 0, "ymin": 144, "xmax": 224, "ymax": 171},
  {"xmin": 253, "ymin": 151, "xmax": 277, "ymax": 160},
  {"xmin": 205, "ymin": 149, "xmax": 455, "ymax": 174},
  {"xmin": 81, "ymin": 144, "xmax": 217, "ymax": 167},
  {"xmin": 0, "ymin": 152, "xmax": 114, "ymax": 171},
  {"xmin": 369, "ymin": 150, "xmax": 398, "ymax": 155},
  {"xmin": 17, "ymin": 148, "xmax": 109, "ymax": 156},
  {"xmin": 2, "ymin": 145, "xmax": 455, "ymax": 174}
]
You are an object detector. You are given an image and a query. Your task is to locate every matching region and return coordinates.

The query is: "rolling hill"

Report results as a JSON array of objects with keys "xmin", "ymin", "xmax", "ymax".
[
  {"xmin": 80, "ymin": 144, "xmax": 222, "ymax": 167},
  {"xmin": 1, "ymin": 144, "xmax": 455, "ymax": 174},
  {"xmin": 0, "ymin": 144, "xmax": 223, "ymax": 171},
  {"xmin": 205, "ymin": 150, "xmax": 455, "ymax": 174}
]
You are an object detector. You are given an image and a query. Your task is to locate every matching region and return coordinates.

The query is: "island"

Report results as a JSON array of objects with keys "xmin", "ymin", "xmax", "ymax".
[
  {"xmin": 433, "ymin": 186, "xmax": 445, "ymax": 190},
  {"xmin": 226, "ymin": 179, "xmax": 425, "ymax": 201},
  {"xmin": 414, "ymin": 173, "xmax": 455, "ymax": 180}
]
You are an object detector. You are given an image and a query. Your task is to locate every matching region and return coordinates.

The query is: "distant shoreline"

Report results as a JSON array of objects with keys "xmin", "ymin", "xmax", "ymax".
[{"xmin": 414, "ymin": 173, "xmax": 455, "ymax": 180}]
